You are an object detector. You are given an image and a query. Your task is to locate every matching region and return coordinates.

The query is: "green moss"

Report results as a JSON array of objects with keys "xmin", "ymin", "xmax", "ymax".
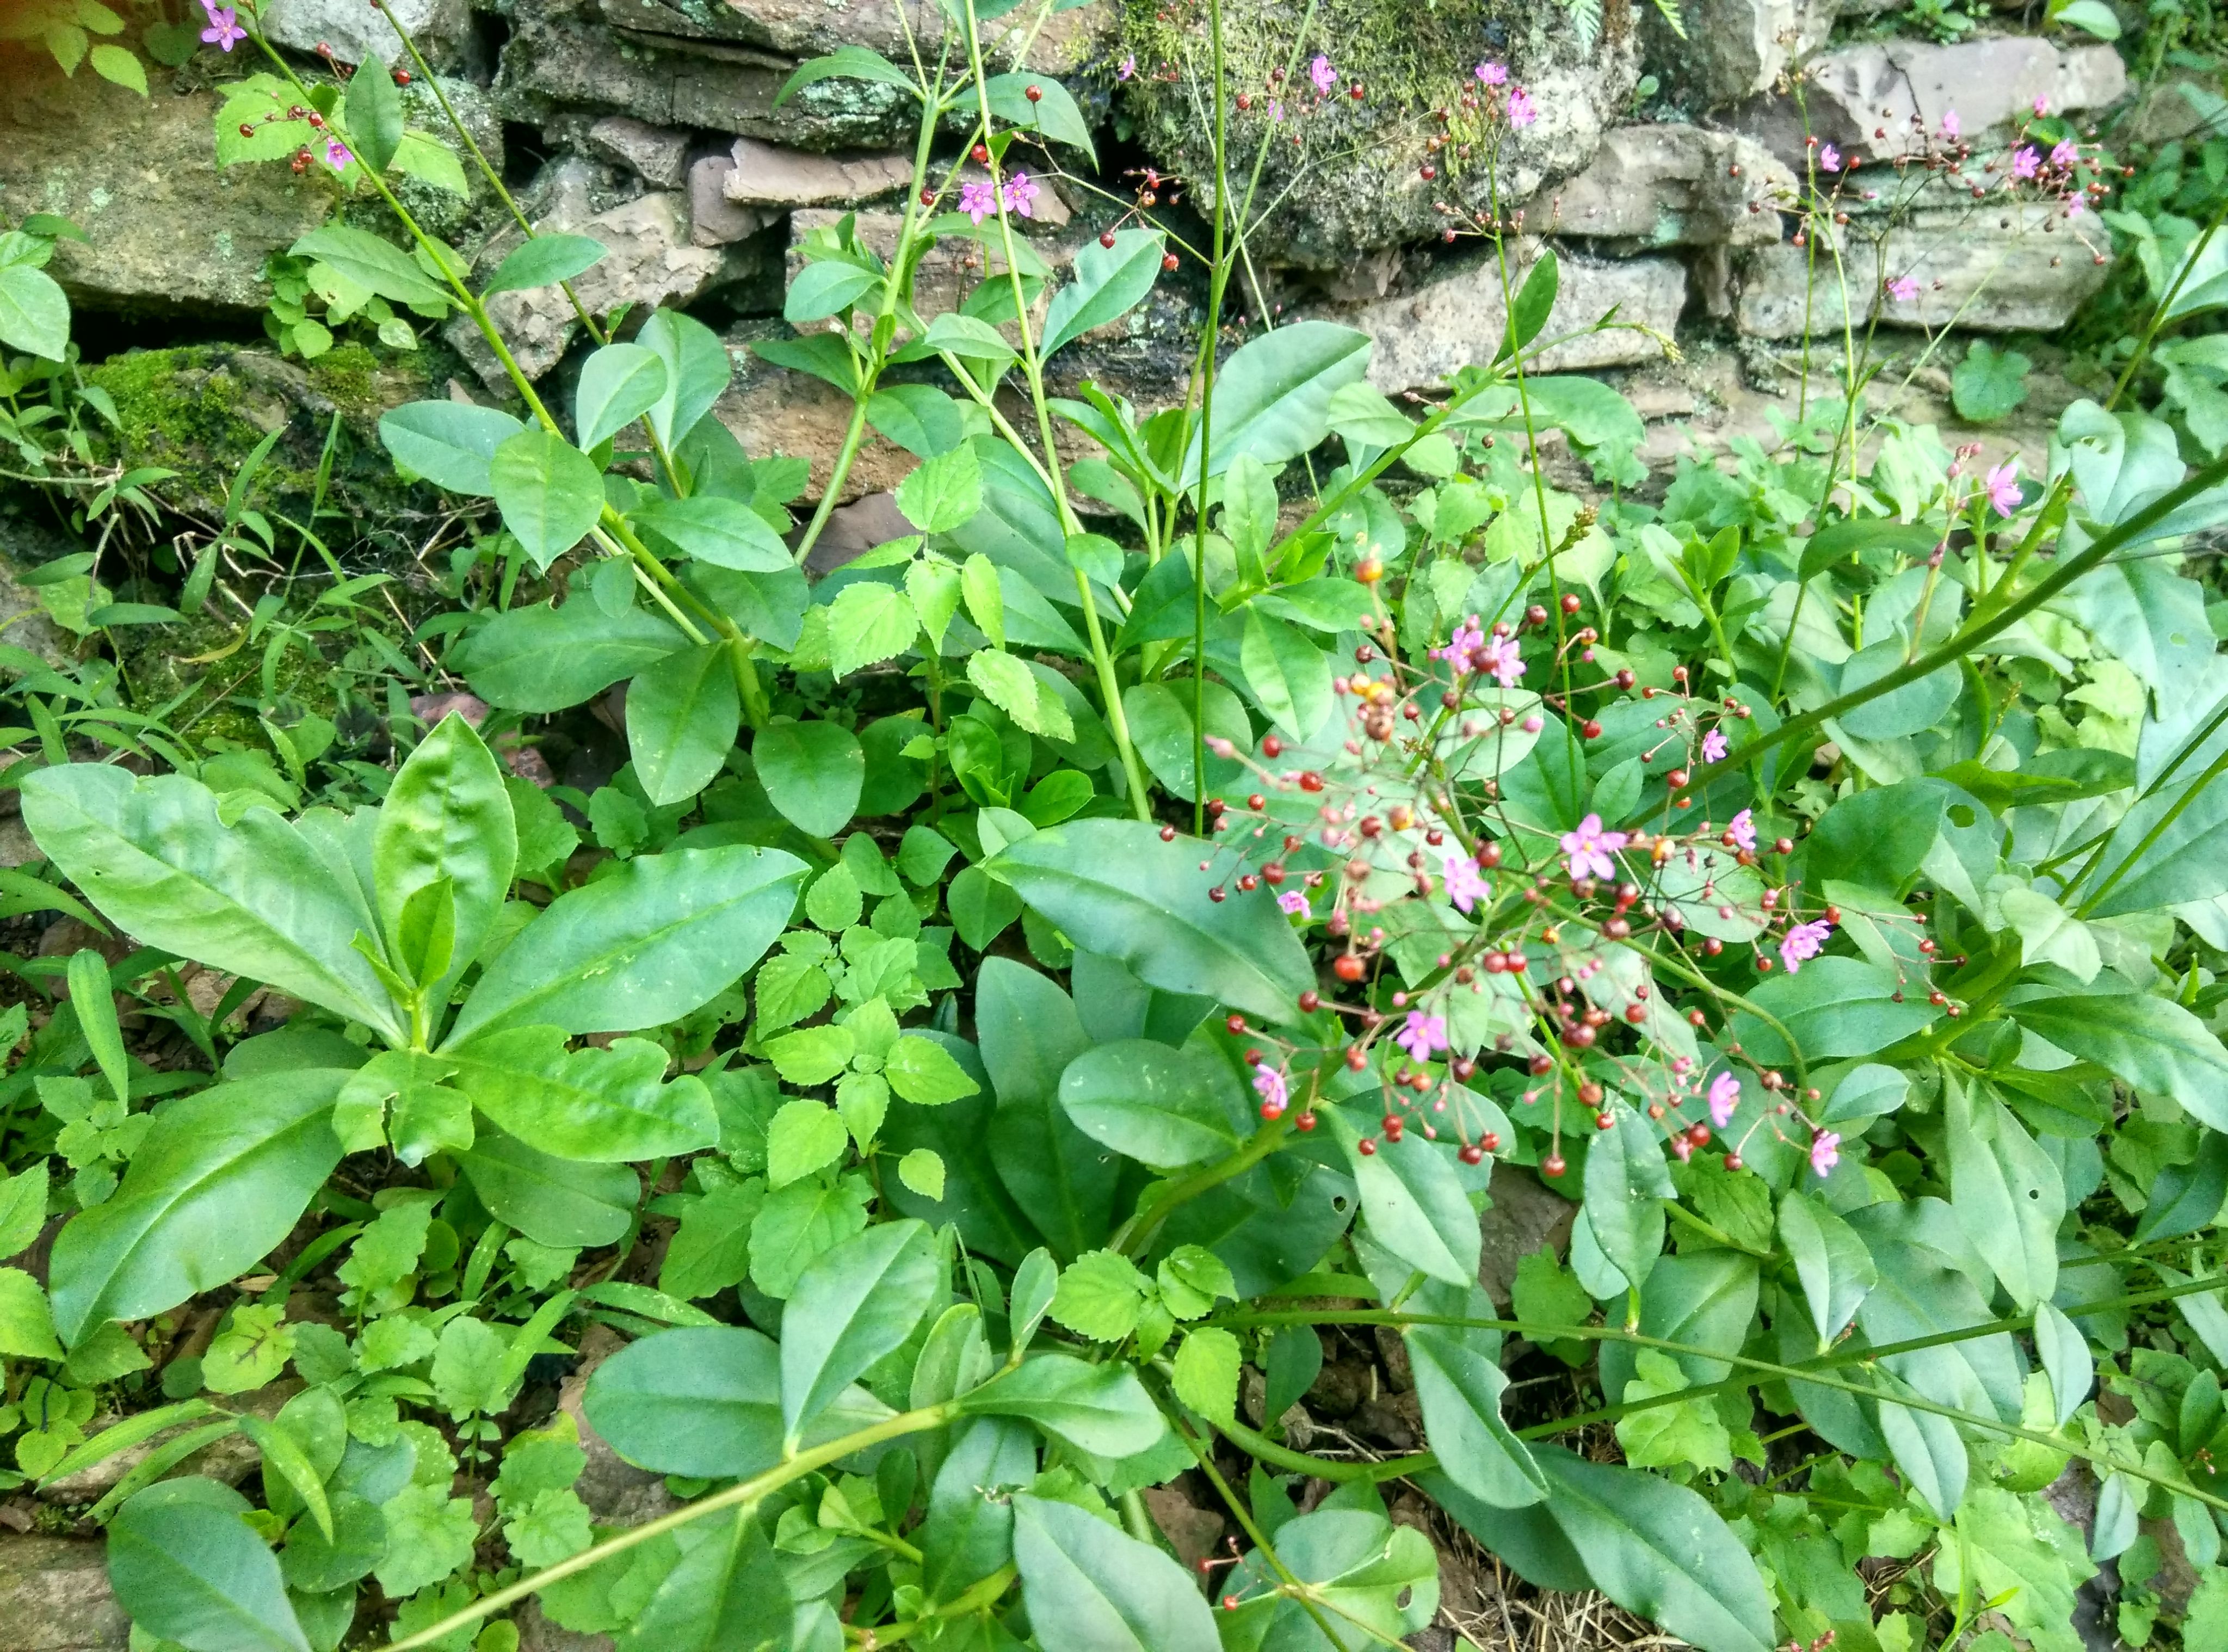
[
  {"xmin": 84, "ymin": 348, "xmax": 263, "ymax": 497},
  {"xmin": 306, "ymin": 342, "xmax": 382, "ymax": 416}
]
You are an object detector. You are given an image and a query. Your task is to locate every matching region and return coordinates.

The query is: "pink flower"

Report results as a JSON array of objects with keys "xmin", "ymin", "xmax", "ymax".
[
  {"xmin": 200, "ymin": 2, "xmax": 244, "ymax": 48},
  {"xmin": 1270, "ymin": 98, "xmax": 1284, "ymax": 122},
  {"xmin": 1118, "ymin": 54, "xmax": 1135, "ymax": 81},
  {"xmin": 2050, "ymin": 140, "xmax": 2078, "ymax": 168},
  {"xmin": 1254, "ymin": 1064, "xmax": 1289, "ymax": 1114},
  {"xmin": 1435, "ymin": 618, "xmax": 1488, "ymax": 676},
  {"xmin": 1477, "ymin": 61, "xmax": 1509, "ymax": 85},
  {"xmin": 1310, "ymin": 54, "xmax": 1337, "ymax": 95},
  {"xmin": 1885, "ymin": 274, "xmax": 1919, "ymax": 303},
  {"xmin": 1708, "ymin": 1071, "xmax": 1741, "ymax": 1129},
  {"xmin": 1729, "ymin": 808, "xmax": 1756, "ymax": 853},
  {"xmin": 1479, "ymin": 633, "xmax": 1525, "ymax": 687},
  {"xmin": 324, "ymin": 138, "xmax": 353, "ymax": 172},
  {"xmin": 1817, "ymin": 143, "xmax": 1841, "ymax": 172},
  {"xmin": 1985, "ymin": 460, "xmax": 2021, "ymax": 517},
  {"xmin": 1395, "ymin": 1010, "xmax": 1449, "ymax": 1063},
  {"xmin": 958, "ymin": 179, "xmax": 996, "ymax": 224},
  {"xmin": 1701, "ymin": 728, "xmax": 1728, "ymax": 763},
  {"xmin": 1003, "ymin": 172, "xmax": 1039, "ymax": 219},
  {"xmin": 1810, "ymin": 1130, "xmax": 1841, "ymax": 1178},
  {"xmin": 1559, "ymin": 813, "xmax": 1627, "ymax": 882},
  {"xmin": 2064, "ymin": 192, "xmax": 2085, "ymax": 218},
  {"xmin": 1507, "ymin": 87, "xmax": 1538, "ymax": 128},
  {"xmin": 1941, "ymin": 109, "xmax": 1960, "ymax": 140},
  {"xmin": 1780, "ymin": 918, "xmax": 1831, "ymax": 974},
  {"xmin": 1277, "ymin": 890, "xmax": 1310, "ymax": 917},
  {"xmin": 2033, "ymin": 95, "xmax": 2050, "ymax": 116},
  {"xmin": 1443, "ymin": 853, "xmax": 1488, "ymax": 915},
  {"xmin": 2011, "ymin": 146, "xmax": 2040, "ymax": 181}
]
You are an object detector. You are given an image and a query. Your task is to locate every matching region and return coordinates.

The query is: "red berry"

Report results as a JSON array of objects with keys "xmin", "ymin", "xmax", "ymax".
[
  {"xmin": 394, "ymin": 70, "xmax": 410, "ymax": 84},
  {"xmin": 1350, "ymin": 82, "xmax": 1365, "ymax": 99},
  {"xmin": 1026, "ymin": 84, "xmax": 1043, "ymax": 102},
  {"xmin": 1163, "ymin": 253, "xmax": 1180, "ymax": 271},
  {"xmin": 1357, "ymin": 1137, "xmax": 1377, "ymax": 1156},
  {"xmin": 239, "ymin": 123, "xmax": 255, "ymax": 137},
  {"xmin": 972, "ymin": 144, "xmax": 990, "ymax": 163},
  {"xmin": 1100, "ymin": 231, "xmax": 1116, "ymax": 248},
  {"xmin": 1159, "ymin": 824, "xmax": 1177, "ymax": 841},
  {"xmin": 1298, "ymin": 989, "xmax": 1320, "ymax": 1013},
  {"xmin": 1460, "ymin": 1144, "xmax": 1484, "ymax": 1164},
  {"xmin": 1725, "ymin": 1152, "xmax": 1743, "ymax": 1171},
  {"xmin": 1542, "ymin": 1152, "xmax": 1567, "ymax": 1178},
  {"xmin": 1299, "ymin": 771, "xmax": 1325, "ymax": 792},
  {"xmin": 1334, "ymin": 955, "xmax": 1365, "ymax": 983},
  {"xmin": 1295, "ymin": 1112, "xmax": 1317, "ymax": 1131},
  {"xmin": 1262, "ymin": 735, "xmax": 1283, "ymax": 757},
  {"xmin": 1208, "ymin": 886, "xmax": 1227, "ymax": 903},
  {"xmin": 1344, "ymin": 1045, "xmax": 1367, "ymax": 1071},
  {"xmin": 1226, "ymin": 1014, "xmax": 1248, "ymax": 1034},
  {"xmin": 922, "ymin": 188, "xmax": 937, "ymax": 206},
  {"xmin": 1482, "ymin": 1133, "xmax": 1501, "ymax": 1151},
  {"xmin": 1581, "ymin": 719, "xmax": 1602, "ymax": 739}
]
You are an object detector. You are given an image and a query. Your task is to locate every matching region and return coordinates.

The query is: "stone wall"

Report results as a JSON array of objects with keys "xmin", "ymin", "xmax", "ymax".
[{"xmin": 0, "ymin": 0, "xmax": 2159, "ymax": 515}]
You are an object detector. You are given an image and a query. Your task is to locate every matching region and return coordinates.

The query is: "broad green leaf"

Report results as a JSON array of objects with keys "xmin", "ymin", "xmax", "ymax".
[
  {"xmin": 2035, "ymin": 1299, "xmax": 2094, "ymax": 1429},
  {"xmin": 342, "ymin": 52, "xmax": 403, "ymax": 175},
  {"xmin": 1497, "ymin": 249, "xmax": 1559, "ymax": 362},
  {"xmin": 635, "ymin": 307, "xmax": 732, "ymax": 446},
  {"xmin": 784, "ymin": 258, "xmax": 880, "ymax": 322},
  {"xmin": 1041, "ymin": 228, "xmax": 1164, "ymax": 356},
  {"xmin": 870, "ymin": 383, "xmax": 967, "ymax": 457},
  {"xmin": 827, "ymin": 582, "xmax": 920, "ymax": 676},
  {"xmin": 922, "ymin": 1417, "xmax": 1035, "ymax": 1602},
  {"xmin": 1050, "ymin": 1248, "xmax": 1150, "ymax": 1342},
  {"xmin": 626, "ymin": 641, "xmax": 741, "ymax": 806},
  {"xmin": 21, "ymin": 766, "xmax": 401, "ymax": 1038},
  {"xmin": 767, "ymin": 1099, "xmax": 849, "ymax": 1188},
  {"xmin": 1582, "ymin": 1104, "xmax": 1675, "ymax": 1293},
  {"xmin": 482, "ymin": 233, "xmax": 608, "ymax": 297},
  {"xmin": 108, "ymin": 1478, "xmax": 310, "ymax": 1652},
  {"xmin": 631, "ymin": 495, "xmax": 791, "ymax": 572},
  {"xmin": 780, "ymin": 1220, "xmax": 938, "ymax": 1446},
  {"xmin": 1779, "ymin": 1189, "xmax": 1875, "ymax": 1351},
  {"xmin": 1013, "ymin": 1494, "xmax": 1219, "ymax": 1652},
  {"xmin": 457, "ymin": 1131, "xmax": 637, "ymax": 1248},
  {"xmin": 1183, "ymin": 321, "xmax": 1372, "ymax": 486},
  {"xmin": 47, "ymin": 1070, "xmax": 349, "ymax": 1346},
  {"xmin": 446, "ymin": 1029, "xmax": 719, "ymax": 1162},
  {"xmin": 1323, "ymin": 1105, "xmax": 1479, "ymax": 1286},
  {"xmin": 446, "ymin": 845, "xmax": 803, "ymax": 1044},
  {"xmin": 2012, "ymin": 989, "xmax": 2228, "ymax": 1130},
  {"xmin": 1727, "ymin": 957, "xmax": 1941, "ymax": 1065},
  {"xmin": 0, "ymin": 1267, "xmax": 63, "ymax": 1360},
  {"xmin": 288, "ymin": 226, "xmax": 448, "ymax": 310},
  {"xmin": 1119, "ymin": 679, "xmax": 1249, "ymax": 802},
  {"xmin": 376, "ymin": 712, "xmax": 516, "ymax": 1006},
  {"xmin": 1170, "ymin": 1326, "xmax": 1241, "ymax": 1423},
  {"xmin": 959, "ymin": 1355, "xmax": 1162, "ymax": 1457},
  {"xmin": 574, "ymin": 342, "xmax": 669, "ymax": 450},
  {"xmin": 67, "ymin": 948, "xmax": 127, "ymax": 1107},
  {"xmin": 754, "ymin": 721, "xmax": 865, "ymax": 836},
  {"xmin": 1056, "ymin": 1038, "xmax": 1242, "ymax": 1169},
  {"xmin": 614, "ymin": 1508, "xmax": 789, "ymax": 1652},
  {"xmin": 490, "ymin": 428, "xmax": 606, "ymax": 572},
  {"xmin": 896, "ymin": 442, "xmax": 983, "ymax": 535},
  {"xmin": 1946, "ymin": 1080, "xmax": 2062, "ymax": 1310},
  {"xmin": 1326, "ymin": 381, "xmax": 1414, "ymax": 447},
  {"xmin": 985, "ymin": 820, "xmax": 1312, "ymax": 1024},
  {"xmin": 1951, "ymin": 339, "xmax": 2032, "ymax": 423},
  {"xmin": 887, "ymin": 1035, "xmax": 980, "ymax": 1105},
  {"xmin": 976, "ymin": 959, "xmax": 1115, "ymax": 1261},
  {"xmin": 967, "ymin": 649, "xmax": 1072, "ymax": 740},
  {"xmin": 449, "ymin": 601, "xmax": 687, "ymax": 713},
  {"xmin": 776, "ymin": 45, "xmax": 922, "ymax": 103},
  {"xmin": 0, "ymin": 263, "xmax": 69, "ymax": 360},
  {"xmin": 377, "ymin": 401, "xmax": 524, "ymax": 497},
  {"xmin": 985, "ymin": 74, "xmax": 1098, "ymax": 162},
  {"xmin": 898, "ymin": 1146, "xmax": 947, "ymax": 1200},
  {"xmin": 1596, "ymin": 1252, "xmax": 1760, "ymax": 1409},
  {"xmin": 1408, "ymin": 1327, "xmax": 1547, "ymax": 1507},
  {"xmin": 2136, "ymin": 1130, "xmax": 2228, "ymax": 1242},
  {"xmin": 1220, "ymin": 1509, "xmax": 1440, "ymax": 1649},
  {"xmin": 1239, "ymin": 609, "xmax": 1333, "ymax": 741}
]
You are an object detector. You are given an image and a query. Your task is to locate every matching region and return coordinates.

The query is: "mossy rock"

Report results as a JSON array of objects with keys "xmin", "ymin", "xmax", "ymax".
[
  {"xmin": 1118, "ymin": 0, "xmax": 1639, "ymax": 267},
  {"xmin": 82, "ymin": 341, "xmax": 481, "ymax": 553}
]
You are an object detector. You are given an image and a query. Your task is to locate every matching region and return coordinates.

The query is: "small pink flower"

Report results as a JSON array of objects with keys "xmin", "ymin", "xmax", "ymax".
[
  {"xmin": 1477, "ymin": 60, "xmax": 1509, "ymax": 86},
  {"xmin": 200, "ymin": 2, "xmax": 244, "ymax": 48},
  {"xmin": 1395, "ymin": 1011, "xmax": 1449, "ymax": 1063},
  {"xmin": 1310, "ymin": 54, "xmax": 1337, "ymax": 95},
  {"xmin": 1254, "ymin": 1064, "xmax": 1289, "ymax": 1114},
  {"xmin": 1479, "ymin": 633, "xmax": 1525, "ymax": 687},
  {"xmin": 1701, "ymin": 728, "xmax": 1727, "ymax": 763},
  {"xmin": 1810, "ymin": 1130, "xmax": 1841, "ymax": 1178},
  {"xmin": 2033, "ymin": 95, "xmax": 2050, "ymax": 116},
  {"xmin": 1817, "ymin": 143, "xmax": 1841, "ymax": 172},
  {"xmin": 958, "ymin": 179, "xmax": 996, "ymax": 224},
  {"xmin": 324, "ymin": 138, "xmax": 353, "ymax": 172},
  {"xmin": 1443, "ymin": 853, "xmax": 1488, "ymax": 915},
  {"xmin": 1118, "ymin": 54, "xmax": 1135, "ymax": 81},
  {"xmin": 1270, "ymin": 98, "xmax": 1284, "ymax": 122},
  {"xmin": 1985, "ymin": 460, "xmax": 2021, "ymax": 517},
  {"xmin": 1003, "ymin": 172, "xmax": 1039, "ymax": 219},
  {"xmin": 1885, "ymin": 274, "xmax": 1919, "ymax": 303},
  {"xmin": 1941, "ymin": 109, "xmax": 1960, "ymax": 140},
  {"xmin": 1729, "ymin": 808, "xmax": 1756, "ymax": 853},
  {"xmin": 1708, "ymin": 1071, "xmax": 1741, "ymax": 1129},
  {"xmin": 1507, "ymin": 87, "xmax": 1538, "ymax": 128},
  {"xmin": 2064, "ymin": 192, "xmax": 2085, "ymax": 218},
  {"xmin": 1434, "ymin": 618, "xmax": 1488, "ymax": 676},
  {"xmin": 1559, "ymin": 813, "xmax": 1628, "ymax": 882},
  {"xmin": 2050, "ymin": 140, "xmax": 2078, "ymax": 168},
  {"xmin": 1780, "ymin": 918, "xmax": 1831, "ymax": 974},
  {"xmin": 2011, "ymin": 146, "xmax": 2040, "ymax": 181},
  {"xmin": 1277, "ymin": 890, "xmax": 1310, "ymax": 917}
]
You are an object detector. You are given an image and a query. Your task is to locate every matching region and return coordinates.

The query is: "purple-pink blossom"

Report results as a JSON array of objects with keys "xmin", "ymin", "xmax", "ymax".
[
  {"xmin": 1708, "ymin": 1070, "xmax": 1741, "ymax": 1129},
  {"xmin": 1004, "ymin": 172, "xmax": 1039, "ymax": 219},
  {"xmin": 1277, "ymin": 890, "xmax": 1310, "ymax": 917},
  {"xmin": 1117, "ymin": 54, "xmax": 1135, "ymax": 81},
  {"xmin": 1729, "ymin": 808, "xmax": 1756, "ymax": 853},
  {"xmin": 1817, "ymin": 143, "xmax": 1841, "ymax": 172},
  {"xmin": 1395, "ymin": 1010, "xmax": 1449, "ymax": 1063},
  {"xmin": 2011, "ymin": 146, "xmax": 2040, "ymax": 181},
  {"xmin": 958, "ymin": 179, "xmax": 996, "ymax": 224},
  {"xmin": 1477, "ymin": 60, "xmax": 1509, "ymax": 85},
  {"xmin": 1435, "ymin": 618, "xmax": 1488, "ymax": 676},
  {"xmin": 200, "ymin": 2, "xmax": 244, "ymax": 49},
  {"xmin": 1985, "ymin": 460, "xmax": 2021, "ymax": 517},
  {"xmin": 1780, "ymin": 919, "xmax": 1831, "ymax": 974},
  {"xmin": 1507, "ymin": 87, "xmax": 1538, "ymax": 128},
  {"xmin": 1810, "ymin": 1130, "xmax": 1841, "ymax": 1178},
  {"xmin": 324, "ymin": 138, "xmax": 353, "ymax": 172},
  {"xmin": 2033, "ymin": 95, "xmax": 2050, "ymax": 116},
  {"xmin": 1701, "ymin": 728, "xmax": 1728, "ymax": 763},
  {"xmin": 1940, "ymin": 109, "xmax": 1960, "ymax": 139},
  {"xmin": 1310, "ymin": 54, "xmax": 1337, "ymax": 95},
  {"xmin": 1443, "ymin": 853, "xmax": 1488, "ymax": 915},
  {"xmin": 1254, "ymin": 1064, "xmax": 1289, "ymax": 1114},
  {"xmin": 1559, "ymin": 813, "xmax": 1627, "ymax": 882},
  {"xmin": 2050, "ymin": 140, "xmax": 2078, "ymax": 168},
  {"xmin": 1479, "ymin": 633, "xmax": 1525, "ymax": 687},
  {"xmin": 1886, "ymin": 274, "xmax": 1919, "ymax": 303}
]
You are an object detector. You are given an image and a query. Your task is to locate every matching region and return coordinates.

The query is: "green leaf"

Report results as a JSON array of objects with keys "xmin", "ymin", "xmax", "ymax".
[
  {"xmin": 897, "ymin": 442, "xmax": 983, "ymax": 535},
  {"xmin": 1050, "ymin": 1248, "xmax": 1150, "ymax": 1342},
  {"xmin": 1779, "ymin": 1189, "xmax": 1874, "ymax": 1351},
  {"xmin": 986, "ymin": 73, "xmax": 1098, "ymax": 161},
  {"xmin": 1498, "ymin": 249, "xmax": 1559, "ymax": 363},
  {"xmin": 574, "ymin": 342, "xmax": 669, "ymax": 450},
  {"xmin": 483, "ymin": 233, "xmax": 607, "ymax": 297},
  {"xmin": 1323, "ymin": 1106, "xmax": 1479, "ymax": 1286},
  {"xmin": 0, "ymin": 265, "xmax": 71, "ymax": 360},
  {"xmin": 754, "ymin": 721, "xmax": 865, "ymax": 836},
  {"xmin": 1042, "ymin": 228, "xmax": 1164, "ymax": 356},
  {"xmin": 457, "ymin": 1131, "xmax": 637, "ymax": 1248},
  {"xmin": 2011, "ymin": 989, "xmax": 2228, "ymax": 1131},
  {"xmin": 631, "ymin": 495, "xmax": 791, "ymax": 572},
  {"xmin": 1170, "ymin": 1326, "xmax": 1242, "ymax": 1424},
  {"xmin": 985, "ymin": 821, "xmax": 1312, "ymax": 1024},
  {"xmin": 2035, "ymin": 1299, "xmax": 2094, "ymax": 1429},
  {"xmin": 780, "ymin": 1219, "xmax": 937, "ymax": 1446},
  {"xmin": 615, "ymin": 1508, "xmax": 790, "ymax": 1652},
  {"xmin": 1012, "ymin": 1494, "xmax": 1219, "ymax": 1652},
  {"xmin": 898, "ymin": 1147, "xmax": 947, "ymax": 1200},
  {"xmin": 66, "ymin": 948, "xmax": 127, "ymax": 1107},
  {"xmin": 784, "ymin": 258, "xmax": 880, "ymax": 323},
  {"xmin": 108, "ymin": 1479, "xmax": 310, "ymax": 1652},
  {"xmin": 1239, "ymin": 609, "xmax": 1334, "ymax": 741},
  {"xmin": 763, "ymin": 1022, "xmax": 855, "ymax": 1087},
  {"xmin": 490, "ymin": 429, "xmax": 606, "ymax": 573},
  {"xmin": 750, "ymin": 1174, "xmax": 871, "ymax": 1297},
  {"xmin": 446, "ymin": 1030, "xmax": 719, "ymax": 1162},
  {"xmin": 1408, "ymin": 1328, "xmax": 1547, "ymax": 1507},
  {"xmin": 88, "ymin": 43, "xmax": 148, "ymax": 93},
  {"xmin": 1583, "ymin": 1104, "xmax": 1674, "ymax": 1293},
  {"xmin": 626, "ymin": 640, "xmax": 740, "ymax": 806},
  {"xmin": 967, "ymin": 649, "xmax": 1071, "ymax": 740},
  {"xmin": 776, "ymin": 45, "xmax": 921, "ymax": 103},
  {"xmin": 288, "ymin": 226, "xmax": 449, "ymax": 310},
  {"xmin": 1184, "ymin": 321, "xmax": 1372, "ymax": 486},
  {"xmin": 1946, "ymin": 1081, "xmax": 2062, "ymax": 1311},
  {"xmin": 887, "ymin": 1035, "xmax": 980, "ymax": 1105},
  {"xmin": 1951, "ymin": 340, "xmax": 2033, "ymax": 423},
  {"xmin": 21, "ymin": 765, "xmax": 402, "ymax": 1039},
  {"xmin": 1119, "ymin": 679, "xmax": 1250, "ymax": 802},
  {"xmin": 446, "ymin": 845, "xmax": 803, "ymax": 1043},
  {"xmin": 635, "ymin": 308, "xmax": 732, "ymax": 446},
  {"xmin": 47, "ymin": 1070, "xmax": 349, "ymax": 1346},
  {"xmin": 342, "ymin": 52, "xmax": 404, "ymax": 175},
  {"xmin": 974, "ymin": 959, "xmax": 1114, "ymax": 1260},
  {"xmin": 374, "ymin": 1482, "xmax": 479, "ymax": 1597},
  {"xmin": 1056, "ymin": 1038, "xmax": 1242, "ymax": 1169},
  {"xmin": 2137, "ymin": 1130, "xmax": 2228, "ymax": 1242},
  {"xmin": 1221, "ymin": 1509, "xmax": 1440, "ymax": 1647},
  {"xmin": 767, "ymin": 1099, "xmax": 849, "ymax": 1188},
  {"xmin": 1727, "ymin": 957, "xmax": 1940, "ymax": 1065},
  {"xmin": 0, "ymin": 1266, "xmax": 63, "ymax": 1360},
  {"xmin": 827, "ymin": 582, "xmax": 920, "ymax": 677},
  {"xmin": 377, "ymin": 712, "xmax": 516, "ymax": 1006},
  {"xmin": 0, "ymin": 1160, "xmax": 49, "ymax": 1258},
  {"xmin": 204, "ymin": 1304, "xmax": 294, "ymax": 1395},
  {"xmin": 584, "ymin": 1324, "xmax": 867, "ymax": 1478},
  {"xmin": 451, "ymin": 600, "xmax": 686, "ymax": 713},
  {"xmin": 2052, "ymin": 0, "xmax": 2121, "ymax": 33}
]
